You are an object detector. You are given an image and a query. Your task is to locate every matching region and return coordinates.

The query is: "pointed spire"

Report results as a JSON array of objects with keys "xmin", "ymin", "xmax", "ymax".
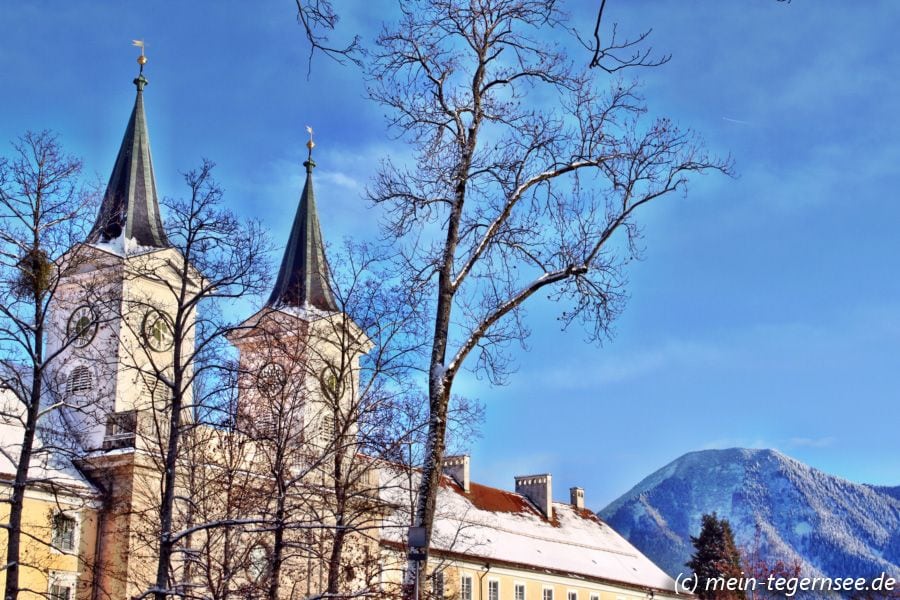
[
  {"xmin": 87, "ymin": 46, "xmax": 168, "ymax": 249},
  {"xmin": 267, "ymin": 131, "xmax": 339, "ymax": 312}
]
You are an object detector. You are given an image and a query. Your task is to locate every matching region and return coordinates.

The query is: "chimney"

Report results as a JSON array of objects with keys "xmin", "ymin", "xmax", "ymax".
[
  {"xmin": 570, "ymin": 486, "xmax": 584, "ymax": 510},
  {"xmin": 515, "ymin": 474, "xmax": 553, "ymax": 519},
  {"xmin": 443, "ymin": 455, "xmax": 470, "ymax": 493}
]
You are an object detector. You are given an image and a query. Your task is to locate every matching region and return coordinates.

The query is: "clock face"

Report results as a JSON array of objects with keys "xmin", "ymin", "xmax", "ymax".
[
  {"xmin": 142, "ymin": 310, "xmax": 174, "ymax": 352},
  {"xmin": 67, "ymin": 305, "xmax": 97, "ymax": 348},
  {"xmin": 257, "ymin": 363, "xmax": 287, "ymax": 398},
  {"xmin": 321, "ymin": 367, "xmax": 339, "ymax": 396}
]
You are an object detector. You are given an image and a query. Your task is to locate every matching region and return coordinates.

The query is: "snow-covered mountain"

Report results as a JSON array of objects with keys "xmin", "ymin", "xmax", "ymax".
[{"xmin": 598, "ymin": 448, "xmax": 900, "ymax": 580}]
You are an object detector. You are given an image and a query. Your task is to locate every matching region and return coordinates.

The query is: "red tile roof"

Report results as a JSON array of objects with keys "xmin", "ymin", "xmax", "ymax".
[{"xmin": 443, "ymin": 478, "xmax": 538, "ymax": 514}]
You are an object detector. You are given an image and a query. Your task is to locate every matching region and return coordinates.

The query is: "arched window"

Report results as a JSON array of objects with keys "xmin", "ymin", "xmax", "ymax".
[
  {"xmin": 66, "ymin": 366, "xmax": 92, "ymax": 396},
  {"xmin": 248, "ymin": 545, "xmax": 268, "ymax": 581}
]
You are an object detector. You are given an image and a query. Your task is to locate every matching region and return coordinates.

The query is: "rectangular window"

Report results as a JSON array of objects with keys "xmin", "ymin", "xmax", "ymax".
[
  {"xmin": 52, "ymin": 514, "xmax": 76, "ymax": 552},
  {"xmin": 488, "ymin": 580, "xmax": 500, "ymax": 600},
  {"xmin": 567, "ymin": 591, "xmax": 577, "ymax": 600},
  {"xmin": 590, "ymin": 594, "xmax": 599, "ymax": 600},
  {"xmin": 103, "ymin": 410, "xmax": 137, "ymax": 449},
  {"xmin": 432, "ymin": 571, "xmax": 444, "ymax": 598},
  {"xmin": 49, "ymin": 583, "xmax": 73, "ymax": 600},
  {"xmin": 543, "ymin": 588, "xmax": 554, "ymax": 600},
  {"xmin": 460, "ymin": 575, "xmax": 473, "ymax": 600},
  {"xmin": 515, "ymin": 583, "xmax": 526, "ymax": 600}
]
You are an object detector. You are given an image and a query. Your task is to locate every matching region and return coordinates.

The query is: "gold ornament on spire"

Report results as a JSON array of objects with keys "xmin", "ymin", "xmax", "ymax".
[
  {"xmin": 303, "ymin": 126, "xmax": 316, "ymax": 170},
  {"xmin": 306, "ymin": 125, "xmax": 315, "ymax": 152},
  {"xmin": 132, "ymin": 39, "xmax": 147, "ymax": 69}
]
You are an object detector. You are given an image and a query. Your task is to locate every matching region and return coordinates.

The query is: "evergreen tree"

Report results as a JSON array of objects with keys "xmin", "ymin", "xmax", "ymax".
[{"xmin": 687, "ymin": 512, "xmax": 746, "ymax": 600}]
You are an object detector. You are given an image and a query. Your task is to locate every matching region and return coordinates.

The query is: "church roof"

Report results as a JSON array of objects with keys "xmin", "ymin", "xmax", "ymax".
[
  {"xmin": 266, "ymin": 148, "xmax": 338, "ymax": 312},
  {"xmin": 86, "ymin": 70, "xmax": 168, "ymax": 250},
  {"xmin": 0, "ymin": 395, "xmax": 99, "ymax": 497}
]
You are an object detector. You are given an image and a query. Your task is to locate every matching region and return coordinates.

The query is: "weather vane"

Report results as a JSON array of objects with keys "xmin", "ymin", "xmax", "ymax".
[
  {"xmin": 306, "ymin": 126, "xmax": 315, "ymax": 151},
  {"xmin": 132, "ymin": 39, "xmax": 147, "ymax": 73}
]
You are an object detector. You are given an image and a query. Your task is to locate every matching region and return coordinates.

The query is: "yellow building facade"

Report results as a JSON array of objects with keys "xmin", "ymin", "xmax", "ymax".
[{"xmin": 0, "ymin": 410, "xmax": 101, "ymax": 600}]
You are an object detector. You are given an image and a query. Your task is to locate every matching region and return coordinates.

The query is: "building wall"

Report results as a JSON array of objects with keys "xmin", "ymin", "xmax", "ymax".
[
  {"xmin": 448, "ymin": 561, "xmax": 679, "ymax": 600},
  {"xmin": 0, "ymin": 485, "xmax": 98, "ymax": 600},
  {"xmin": 380, "ymin": 553, "xmax": 679, "ymax": 600},
  {"xmin": 45, "ymin": 246, "xmax": 199, "ymax": 452}
]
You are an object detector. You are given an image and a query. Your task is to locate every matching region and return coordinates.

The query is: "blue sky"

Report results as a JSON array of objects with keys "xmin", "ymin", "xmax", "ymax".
[{"xmin": 2, "ymin": 1, "xmax": 898, "ymax": 508}]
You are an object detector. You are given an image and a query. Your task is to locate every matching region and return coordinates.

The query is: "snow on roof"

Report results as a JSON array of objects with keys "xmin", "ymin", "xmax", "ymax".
[
  {"xmin": 0, "ymin": 401, "xmax": 99, "ymax": 495},
  {"xmin": 91, "ymin": 234, "xmax": 162, "ymax": 257},
  {"xmin": 273, "ymin": 302, "xmax": 336, "ymax": 322},
  {"xmin": 379, "ymin": 467, "xmax": 677, "ymax": 593}
]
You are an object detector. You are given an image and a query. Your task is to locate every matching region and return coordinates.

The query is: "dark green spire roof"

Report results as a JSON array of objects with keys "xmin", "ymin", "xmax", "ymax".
[
  {"xmin": 267, "ymin": 151, "xmax": 338, "ymax": 312},
  {"xmin": 87, "ymin": 71, "xmax": 168, "ymax": 249}
]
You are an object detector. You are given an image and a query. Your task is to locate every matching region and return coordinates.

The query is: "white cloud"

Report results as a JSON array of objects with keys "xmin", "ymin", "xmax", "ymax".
[
  {"xmin": 789, "ymin": 436, "xmax": 837, "ymax": 449},
  {"xmin": 700, "ymin": 438, "xmax": 773, "ymax": 451},
  {"xmin": 316, "ymin": 170, "xmax": 360, "ymax": 191},
  {"xmin": 538, "ymin": 338, "xmax": 724, "ymax": 389}
]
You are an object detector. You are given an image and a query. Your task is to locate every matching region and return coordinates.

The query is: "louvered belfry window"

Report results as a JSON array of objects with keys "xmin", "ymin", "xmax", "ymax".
[
  {"xmin": 144, "ymin": 376, "xmax": 169, "ymax": 406},
  {"xmin": 66, "ymin": 366, "xmax": 92, "ymax": 396}
]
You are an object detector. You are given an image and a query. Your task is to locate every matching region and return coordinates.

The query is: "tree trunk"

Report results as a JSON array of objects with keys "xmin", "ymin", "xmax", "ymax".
[
  {"xmin": 404, "ymin": 89, "xmax": 478, "ymax": 598},
  {"xmin": 153, "ymin": 368, "xmax": 184, "ymax": 600},
  {"xmin": 404, "ymin": 246, "xmax": 457, "ymax": 598},
  {"xmin": 266, "ymin": 481, "xmax": 287, "ymax": 600},
  {"xmin": 326, "ymin": 528, "xmax": 347, "ymax": 599},
  {"xmin": 4, "ymin": 231, "xmax": 44, "ymax": 600},
  {"xmin": 3, "ymin": 353, "xmax": 42, "ymax": 600},
  {"xmin": 326, "ymin": 445, "xmax": 347, "ymax": 599}
]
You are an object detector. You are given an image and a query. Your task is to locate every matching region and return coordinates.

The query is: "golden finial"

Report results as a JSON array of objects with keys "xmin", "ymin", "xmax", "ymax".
[
  {"xmin": 304, "ymin": 126, "xmax": 316, "ymax": 171},
  {"xmin": 306, "ymin": 125, "xmax": 315, "ymax": 152},
  {"xmin": 132, "ymin": 39, "xmax": 147, "ymax": 70}
]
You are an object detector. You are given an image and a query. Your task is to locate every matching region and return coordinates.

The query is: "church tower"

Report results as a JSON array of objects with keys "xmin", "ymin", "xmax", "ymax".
[
  {"xmin": 46, "ymin": 57, "xmax": 198, "ymax": 452},
  {"xmin": 230, "ymin": 136, "xmax": 370, "ymax": 450}
]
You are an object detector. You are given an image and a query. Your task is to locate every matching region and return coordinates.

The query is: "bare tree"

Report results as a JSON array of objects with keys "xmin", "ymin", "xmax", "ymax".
[
  {"xmin": 229, "ymin": 239, "xmax": 428, "ymax": 600},
  {"xmin": 366, "ymin": 0, "xmax": 731, "ymax": 590},
  {"xmin": 111, "ymin": 160, "xmax": 271, "ymax": 600},
  {"xmin": 294, "ymin": 0, "xmax": 363, "ymax": 71},
  {"xmin": 0, "ymin": 131, "xmax": 100, "ymax": 600},
  {"xmin": 231, "ymin": 319, "xmax": 325, "ymax": 600},
  {"xmin": 291, "ymin": 1, "xmax": 787, "ymax": 72},
  {"xmin": 176, "ymin": 400, "xmax": 272, "ymax": 600},
  {"xmin": 314, "ymin": 241, "xmax": 428, "ymax": 600},
  {"xmin": 582, "ymin": 0, "xmax": 670, "ymax": 72}
]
